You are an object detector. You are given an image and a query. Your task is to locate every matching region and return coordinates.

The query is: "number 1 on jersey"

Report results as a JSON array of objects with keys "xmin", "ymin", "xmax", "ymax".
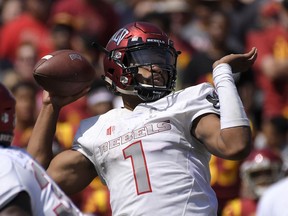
[{"xmin": 123, "ymin": 140, "xmax": 152, "ymax": 195}]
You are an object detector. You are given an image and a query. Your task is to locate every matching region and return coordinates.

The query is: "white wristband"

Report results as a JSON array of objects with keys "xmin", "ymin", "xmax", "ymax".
[{"xmin": 213, "ymin": 63, "xmax": 250, "ymax": 129}]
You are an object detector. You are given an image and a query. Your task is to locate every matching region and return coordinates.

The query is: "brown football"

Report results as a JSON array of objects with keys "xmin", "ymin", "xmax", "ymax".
[{"xmin": 33, "ymin": 49, "xmax": 96, "ymax": 96}]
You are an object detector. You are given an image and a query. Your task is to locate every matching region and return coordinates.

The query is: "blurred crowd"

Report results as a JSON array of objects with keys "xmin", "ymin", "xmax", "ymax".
[{"xmin": 0, "ymin": 0, "xmax": 287, "ymax": 215}]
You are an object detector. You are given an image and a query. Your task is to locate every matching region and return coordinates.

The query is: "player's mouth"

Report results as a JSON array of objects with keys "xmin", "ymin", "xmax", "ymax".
[{"xmin": 151, "ymin": 73, "xmax": 166, "ymax": 86}]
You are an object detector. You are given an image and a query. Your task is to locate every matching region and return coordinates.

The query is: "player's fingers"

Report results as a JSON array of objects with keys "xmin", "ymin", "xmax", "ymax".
[
  {"xmin": 249, "ymin": 48, "xmax": 258, "ymax": 62},
  {"xmin": 41, "ymin": 90, "xmax": 53, "ymax": 105},
  {"xmin": 245, "ymin": 47, "xmax": 257, "ymax": 60}
]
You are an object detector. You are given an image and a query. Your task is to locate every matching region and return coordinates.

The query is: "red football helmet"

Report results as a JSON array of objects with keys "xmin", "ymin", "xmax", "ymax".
[
  {"xmin": 240, "ymin": 148, "xmax": 283, "ymax": 199},
  {"xmin": 103, "ymin": 22, "xmax": 179, "ymax": 102},
  {"xmin": 0, "ymin": 83, "xmax": 16, "ymax": 147}
]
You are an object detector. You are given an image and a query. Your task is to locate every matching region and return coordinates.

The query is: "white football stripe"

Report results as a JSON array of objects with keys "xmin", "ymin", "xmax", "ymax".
[{"xmin": 41, "ymin": 54, "xmax": 53, "ymax": 60}]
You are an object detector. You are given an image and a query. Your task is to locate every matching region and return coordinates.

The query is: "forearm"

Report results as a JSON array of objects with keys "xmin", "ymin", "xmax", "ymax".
[
  {"xmin": 213, "ymin": 63, "xmax": 250, "ymax": 128},
  {"xmin": 27, "ymin": 104, "xmax": 60, "ymax": 169},
  {"xmin": 213, "ymin": 63, "xmax": 252, "ymax": 159}
]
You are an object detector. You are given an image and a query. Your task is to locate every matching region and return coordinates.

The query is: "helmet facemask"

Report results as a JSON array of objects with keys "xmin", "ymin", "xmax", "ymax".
[{"xmin": 111, "ymin": 43, "xmax": 178, "ymax": 102}]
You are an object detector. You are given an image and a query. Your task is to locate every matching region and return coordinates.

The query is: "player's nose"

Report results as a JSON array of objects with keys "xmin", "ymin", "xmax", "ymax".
[{"xmin": 150, "ymin": 64, "xmax": 162, "ymax": 73}]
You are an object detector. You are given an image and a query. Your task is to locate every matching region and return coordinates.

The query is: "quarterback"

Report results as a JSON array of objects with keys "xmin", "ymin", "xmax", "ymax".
[{"xmin": 28, "ymin": 22, "xmax": 257, "ymax": 215}]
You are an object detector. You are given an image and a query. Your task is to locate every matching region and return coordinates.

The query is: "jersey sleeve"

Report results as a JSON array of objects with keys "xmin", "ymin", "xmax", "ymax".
[
  {"xmin": 0, "ymin": 154, "xmax": 30, "ymax": 209},
  {"xmin": 174, "ymin": 83, "xmax": 220, "ymax": 132},
  {"xmin": 186, "ymin": 83, "xmax": 220, "ymax": 120},
  {"xmin": 72, "ymin": 116, "xmax": 99, "ymax": 163},
  {"xmin": 72, "ymin": 116, "xmax": 106, "ymax": 184}
]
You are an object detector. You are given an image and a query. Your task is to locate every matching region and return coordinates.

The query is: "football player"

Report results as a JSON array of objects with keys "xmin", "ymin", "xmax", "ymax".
[
  {"xmin": 0, "ymin": 82, "xmax": 83, "ymax": 216},
  {"xmin": 257, "ymin": 177, "xmax": 288, "ymax": 216},
  {"xmin": 27, "ymin": 22, "xmax": 257, "ymax": 215},
  {"xmin": 222, "ymin": 148, "xmax": 284, "ymax": 215}
]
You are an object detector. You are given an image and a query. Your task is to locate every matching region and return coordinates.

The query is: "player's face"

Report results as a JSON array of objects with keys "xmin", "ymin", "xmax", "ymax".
[
  {"xmin": 127, "ymin": 46, "xmax": 175, "ymax": 87},
  {"xmin": 135, "ymin": 65, "xmax": 168, "ymax": 87}
]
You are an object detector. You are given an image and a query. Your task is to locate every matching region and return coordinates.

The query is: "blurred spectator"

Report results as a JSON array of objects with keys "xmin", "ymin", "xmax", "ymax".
[
  {"xmin": 180, "ymin": 7, "xmax": 257, "ymax": 125},
  {"xmin": 0, "ymin": 0, "xmax": 54, "ymax": 65},
  {"xmin": 246, "ymin": 0, "xmax": 288, "ymax": 119},
  {"xmin": 240, "ymin": 148, "xmax": 284, "ymax": 200},
  {"xmin": 256, "ymin": 176, "xmax": 288, "ymax": 216},
  {"xmin": 133, "ymin": 0, "xmax": 194, "ymax": 24},
  {"xmin": 50, "ymin": 13, "xmax": 76, "ymax": 51},
  {"xmin": 134, "ymin": 0, "xmax": 195, "ymax": 90},
  {"xmin": 87, "ymin": 80, "xmax": 115, "ymax": 116},
  {"xmin": 1, "ymin": 69, "xmax": 21, "ymax": 90},
  {"xmin": 254, "ymin": 115, "xmax": 288, "ymax": 174},
  {"xmin": 222, "ymin": 148, "xmax": 284, "ymax": 216},
  {"xmin": 209, "ymin": 156, "xmax": 242, "ymax": 215},
  {"xmin": 111, "ymin": 0, "xmax": 137, "ymax": 26},
  {"xmin": 256, "ymin": 1, "xmax": 280, "ymax": 29},
  {"xmin": 49, "ymin": 0, "xmax": 120, "ymax": 82},
  {"xmin": 50, "ymin": 0, "xmax": 120, "ymax": 47},
  {"xmin": 181, "ymin": 9, "xmax": 236, "ymax": 87},
  {"xmin": 11, "ymin": 81, "xmax": 38, "ymax": 149},
  {"xmin": 219, "ymin": 0, "xmax": 265, "ymax": 53},
  {"xmin": 11, "ymin": 81, "xmax": 64, "ymax": 155},
  {"xmin": 74, "ymin": 33, "xmax": 104, "ymax": 79},
  {"xmin": 0, "ymin": 0, "xmax": 24, "ymax": 25},
  {"xmin": 79, "ymin": 177, "xmax": 112, "ymax": 216},
  {"xmin": 1, "ymin": 41, "xmax": 38, "ymax": 91},
  {"xmin": 180, "ymin": 0, "xmax": 219, "ymax": 52},
  {"xmin": 13, "ymin": 41, "xmax": 38, "ymax": 82},
  {"xmin": 0, "ymin": 0, "xmax": 24, "ymax": 71}
]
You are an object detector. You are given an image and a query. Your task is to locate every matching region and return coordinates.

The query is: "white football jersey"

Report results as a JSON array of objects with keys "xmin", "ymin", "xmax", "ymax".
[
  {"xmin": 0, "ymin": 146, "xmax": 83, "ymax": 216},
  {"xmin": 73, "ymin": 83, "xmax": 220, "ymax": 216}
]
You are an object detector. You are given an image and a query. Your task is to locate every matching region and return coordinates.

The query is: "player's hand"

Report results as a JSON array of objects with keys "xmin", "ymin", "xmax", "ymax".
[
  {"xmin": 41, "ymin": 87, "xmax": 90, "ymax": 110},
  {"xmin": 213, "ymin": 47, "xmax": 257, "ymax": 73}
]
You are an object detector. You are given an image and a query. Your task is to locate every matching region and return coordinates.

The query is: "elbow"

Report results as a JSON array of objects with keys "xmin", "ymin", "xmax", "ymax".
[
  {"xmin": 227, "ymin": 139, "xmax": 252, "ymax": 160},
  {"xmin": 30, "ymin": 153, "xmax": 53, "ymax": 170},
  {"xmin": 220, "ymin": 127, "xmax": 252, "ymax": 160}
]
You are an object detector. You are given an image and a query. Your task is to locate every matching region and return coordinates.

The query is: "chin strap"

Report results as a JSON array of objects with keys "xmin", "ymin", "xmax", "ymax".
[{"xmin": 134, "ymin": 84, "xmax": 168, "ymax": 102}]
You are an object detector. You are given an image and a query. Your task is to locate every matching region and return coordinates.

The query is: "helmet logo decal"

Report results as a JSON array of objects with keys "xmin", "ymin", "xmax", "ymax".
[
  {"xmin": 120, "ymin": 76, "xmax": 129, "ymax": 85},
  {"xmin": 69, "ymin": 53, "xmax": 82, "ymax": 61},
  {"xmin": 111, "ymin": 28, "xmax": 129, "ymax": 46},
  {"xmin": 131, "ymin": 37, "xmax": 140, "ymax": 42},
  {"xmin": 206, "ymin": 90, "xmax": 220, "ymax": 109},
  {"xmin": 147, "ymin": 38, "xmax": 165, "ymax": 44}
]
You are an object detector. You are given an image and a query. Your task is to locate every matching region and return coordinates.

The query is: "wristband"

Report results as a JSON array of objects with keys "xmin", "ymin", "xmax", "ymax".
[{"xmin": 213, "ymin": 63, "xmax": 250, "ymax": 129}]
